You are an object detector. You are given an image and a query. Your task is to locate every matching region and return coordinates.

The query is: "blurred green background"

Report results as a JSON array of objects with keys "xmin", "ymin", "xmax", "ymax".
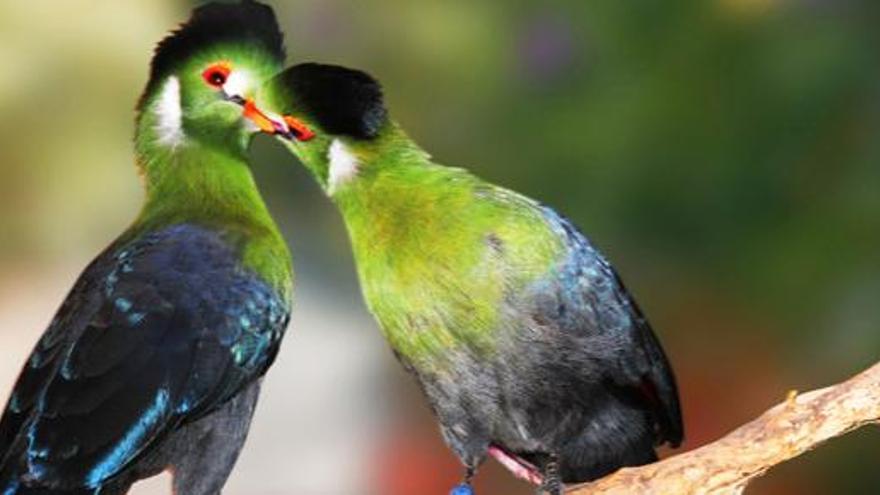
[{"xmin": 1, "ymin": 0, "xmax": 878, "ymax": 493}]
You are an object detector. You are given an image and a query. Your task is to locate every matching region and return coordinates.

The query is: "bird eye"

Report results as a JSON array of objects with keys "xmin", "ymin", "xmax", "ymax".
[{"xmin": 202, "ymin": 63, "xmax": 231, "ymax": 88}]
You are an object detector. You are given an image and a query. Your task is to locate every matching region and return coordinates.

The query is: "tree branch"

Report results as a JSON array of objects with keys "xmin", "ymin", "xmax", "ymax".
[{"xmin": 567, "ymin": 362, "xmax": 880, "ymax": 494}]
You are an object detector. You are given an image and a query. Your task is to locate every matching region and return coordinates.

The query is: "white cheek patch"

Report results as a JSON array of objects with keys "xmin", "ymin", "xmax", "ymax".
[
  {"xmin": 154, "ymin": 76, "xmax": 184, "ymax": 146},
  {"xmin": 327, "ymin": 139, "xmax": 360, "ymax": 195},
  {"xmin": 222, "ymin": 70, "xmax": 250, "ymax": 99}
]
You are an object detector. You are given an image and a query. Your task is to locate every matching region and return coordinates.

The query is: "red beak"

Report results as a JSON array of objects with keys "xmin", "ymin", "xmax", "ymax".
[{"xmin": 241, "ymin": 99, "xmax": 315, "ymax": 141}]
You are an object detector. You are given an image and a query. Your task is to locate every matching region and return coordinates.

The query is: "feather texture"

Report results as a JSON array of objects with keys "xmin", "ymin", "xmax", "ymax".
[{"xmin": 0, "ymin": 225, "xmax": 289, "ymax": 491}]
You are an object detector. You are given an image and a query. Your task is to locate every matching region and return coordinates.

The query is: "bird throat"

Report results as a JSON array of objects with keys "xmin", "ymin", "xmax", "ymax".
[{"xmin": 131, "ymin": 133, "xmax": 292, "ymax": 296}]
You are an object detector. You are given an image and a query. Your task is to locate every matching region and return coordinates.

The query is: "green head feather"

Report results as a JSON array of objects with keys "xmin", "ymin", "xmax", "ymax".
[{"xmin": 136, "ymin": 1, "xmax": 285, "ymax": 171}]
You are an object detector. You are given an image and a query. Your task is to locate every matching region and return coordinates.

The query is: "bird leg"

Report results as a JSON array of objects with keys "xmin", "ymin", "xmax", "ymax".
[
  {"xmin": 449, "ymin": 465, "xmax": 477, "ymax": 495},
  {"xmin": 537, "ymin": 454, "xmax": 562, "ymax": 495}
]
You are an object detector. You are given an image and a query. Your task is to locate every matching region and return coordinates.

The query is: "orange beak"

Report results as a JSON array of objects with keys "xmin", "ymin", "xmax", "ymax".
[
  {"xmin": 240, "ymin": 98, "xmax": 315, "ymax": 142},
  {"xmin": 243, "ymin": 99, "xmax": 281, "ymax": 134}
]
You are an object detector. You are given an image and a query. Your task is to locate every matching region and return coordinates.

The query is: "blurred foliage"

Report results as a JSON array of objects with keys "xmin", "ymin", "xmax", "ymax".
[{"xmin": 1, "ymin": 0, "xmax": 878, "ymax": 493}]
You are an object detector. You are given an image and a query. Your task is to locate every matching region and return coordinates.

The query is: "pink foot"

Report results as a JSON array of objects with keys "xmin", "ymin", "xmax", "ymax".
[{"xmin": 488, "ymin": 445, "xmax": 543, "ymax": 486}]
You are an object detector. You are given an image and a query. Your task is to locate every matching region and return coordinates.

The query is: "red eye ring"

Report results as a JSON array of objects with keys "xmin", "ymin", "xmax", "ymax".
[{"xmin": 202, "ymin": 63, "xmax": 232, "ymax": 88}]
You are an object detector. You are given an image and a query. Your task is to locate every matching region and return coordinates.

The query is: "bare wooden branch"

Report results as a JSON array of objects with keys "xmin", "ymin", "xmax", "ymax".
[{"xmin": 567, "ymin": 362, "xmax": 880, "ymax": 494}]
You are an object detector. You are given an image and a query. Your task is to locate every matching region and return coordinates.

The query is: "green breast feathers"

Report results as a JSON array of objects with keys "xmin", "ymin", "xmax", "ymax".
[{"xmin": 337, "ymin": 165, "xmax": 563, "ymax": 362}]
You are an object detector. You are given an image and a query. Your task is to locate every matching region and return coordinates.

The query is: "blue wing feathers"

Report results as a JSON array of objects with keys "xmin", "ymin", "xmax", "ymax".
[
  {"xmin": 541, "ymin": 208, "xmax": 683, "ymax": 447},
  {"xmin": 0, "ymin": 224, "xmax": 289, "ymax": 490}
]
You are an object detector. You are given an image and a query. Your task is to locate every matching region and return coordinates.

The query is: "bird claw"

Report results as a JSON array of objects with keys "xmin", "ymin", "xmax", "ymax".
[{"xmin": 450, "ymin": 483, "xmax": 474, "ymax": 495}]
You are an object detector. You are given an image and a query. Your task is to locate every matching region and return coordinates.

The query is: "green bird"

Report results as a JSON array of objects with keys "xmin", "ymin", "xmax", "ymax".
[
  {"xmin": 0, "ymin": 3, "xmax": 293, "ymax": 494},
  {"xmin": 249, "ymin": 63, "xmax": 684, "ymax": 495}
]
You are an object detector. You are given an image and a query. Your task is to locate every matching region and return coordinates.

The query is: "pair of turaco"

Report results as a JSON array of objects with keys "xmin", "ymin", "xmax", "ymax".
[{"xmin": 0, "ymin": 2, "xmax": 682, "ymax": 494}]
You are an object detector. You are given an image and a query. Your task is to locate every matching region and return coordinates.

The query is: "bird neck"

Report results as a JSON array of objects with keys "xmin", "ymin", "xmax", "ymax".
[
  {"xmin": 331, "ymin": 131, "xmax": 459, "ymax": 253},
  {"xmin": 337, "ymin": 160, "xmax": 496, "ymax": 361},
  {"xmin": 128, "ymin": 124, "xmax": 292, "ymax": 296}
]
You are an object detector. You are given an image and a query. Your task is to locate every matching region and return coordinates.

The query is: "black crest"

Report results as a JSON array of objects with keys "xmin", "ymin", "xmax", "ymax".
[
  {"xmin": 279, "ymin": 63, "xmax": 388, "ymax": 140},
  {"xmin": 140, "ymin": 1, "xmax": 284, "ymax": 108}
]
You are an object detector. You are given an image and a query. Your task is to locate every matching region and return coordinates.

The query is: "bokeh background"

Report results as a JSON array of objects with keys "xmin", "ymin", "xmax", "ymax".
[{"xmin": 1, "ymin": 0, "xmax": 878, "ymax": 493}]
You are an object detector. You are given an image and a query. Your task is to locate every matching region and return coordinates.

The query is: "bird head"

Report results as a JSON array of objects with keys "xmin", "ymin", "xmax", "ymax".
[
  {"xmin": 249, "ymin": 63, "xmax": 395, "ymax": 194},
  {"xmin": 135, "ymin": 0, "xmax": 287, "ymax": 156}
]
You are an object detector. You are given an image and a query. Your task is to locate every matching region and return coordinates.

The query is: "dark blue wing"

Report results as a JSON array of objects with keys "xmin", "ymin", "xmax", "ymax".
[
  {"xmin": 541, "ymin": 209, "xmax": 683, "ymax": 446},
  {"xmin": 0, "ymin": 224, "xmax": 289, "ymax": 491}
]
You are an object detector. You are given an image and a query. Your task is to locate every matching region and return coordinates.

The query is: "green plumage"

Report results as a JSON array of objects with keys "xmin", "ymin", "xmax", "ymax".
[
  {"xmin": 259, "ymin": 77, "xmax": 560, "ymax": 362},
  {"xmin": 130, "ymin": 137, "xmax": 292, "ymax": 296},
  {"xmin": 133, "ymin": 42, "xmax": 291, "ymax": 296}
]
